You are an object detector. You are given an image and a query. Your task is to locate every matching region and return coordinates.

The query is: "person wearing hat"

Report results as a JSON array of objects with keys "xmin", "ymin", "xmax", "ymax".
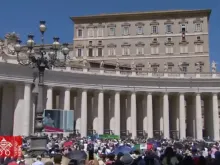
[
  {"xmin": 32, "ymin": 155, "xmax": 44, "ymax": 165},
  {"xmin": 120, "ymin": 154, "xmax": 134, "ymax": 165}
]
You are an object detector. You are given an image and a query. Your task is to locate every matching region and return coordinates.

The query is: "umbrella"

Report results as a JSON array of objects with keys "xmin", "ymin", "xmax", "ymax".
[
  {"xmin": 64, "ymin": 141, "xmax": 73, "ymax": 147},
  {"xmin": 113, "ymin": 145, "xmax": 132, "ymax": 154},
  {"xmin": 66, "ymin": 150, "xmax": 87, "ymax": 160}
]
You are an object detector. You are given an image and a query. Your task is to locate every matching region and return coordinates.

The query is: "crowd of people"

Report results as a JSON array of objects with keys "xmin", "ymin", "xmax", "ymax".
[{"xmin": 2, "ymin": 135, "xmax": 216, "ymax": 165}]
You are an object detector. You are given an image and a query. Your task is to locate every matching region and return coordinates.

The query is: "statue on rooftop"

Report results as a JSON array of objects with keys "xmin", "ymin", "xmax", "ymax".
[
  {"xmin": 147, "ymin": 62, "xmax": 151, "ymax": 72},
  {"xmin": 131, "ymin": 59, "xmax": 136, "ymax": 70},
  {"xmin": 116, "ymin": 58, "xmax": 120, "ymax": 69},
  {"xmin": 164, "ymin": 62, "xmax": 168, "ymax": 72},
  {"xmin": 178, "ymin": 62, "xmax": 183, "ymax": 72},
  {"xmin": 100, "ymin": 60, "xmax": 104, "ymax": 68},
  {"xmin": 212, "ymin": 61, "xmax": 217, "ymax": 73}
]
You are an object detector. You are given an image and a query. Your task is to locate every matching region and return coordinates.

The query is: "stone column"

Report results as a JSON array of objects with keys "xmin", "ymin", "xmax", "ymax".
[
  {"xmin": 13, "ymin": 84, "xmax": 24, "ymax": 135},
  {"xmin": 98, "ymin": 90, "xmax": 104, "ymax": 134},
  {"xmin": 114, "ymin": 91, "xmax": 120, "ymax": 136},
  {"xmin": 212, "ymin": 93, "xmax": 219, "ymax": 140},
  {"xmin": 147, "ymin": 93, "xmax": 153, "ymax": 138},
  {"xmin": 46, "ymin": 86, "xmax": 53, "ymax": 109},
  {"xmin": 179, "ymin": 93, "xmax": 186, "ymax": 139},
  {"xmin": 81, "ymin": 89, "xmax": 87, "ymax": 137},
  {"xmin": 131, "ymin": 92, "xmax": 137, "ymax": 139},
  {"xmin": 195, "ymin": 93, "xmax": 203, "ymax": 140},
  {"xmin": 23, "ymin": 83, "xmax": 32, "ymax": 136},
  {"xmin": 64, "ymin": 88, "xmax": 71, "ymax": 110},
  {"xmin": 163, "ymin": 93, "xmax": 170, "ymax": 139}
]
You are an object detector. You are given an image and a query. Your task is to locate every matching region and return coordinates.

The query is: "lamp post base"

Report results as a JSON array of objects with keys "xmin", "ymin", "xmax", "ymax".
[{"xmin": 28, "ymin": 135, "xmax": 48, "ymax": 157}]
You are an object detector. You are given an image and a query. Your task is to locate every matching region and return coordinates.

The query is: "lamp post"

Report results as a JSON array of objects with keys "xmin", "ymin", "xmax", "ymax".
[{"xmin": 15, "ymin": 21, "xmax": 70, "ymax": 156}]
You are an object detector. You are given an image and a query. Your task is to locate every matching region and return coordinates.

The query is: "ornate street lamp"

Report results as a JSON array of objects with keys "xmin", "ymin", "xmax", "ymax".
[{"xmin": 15, "ymin": 21, "xmax": 70, "ymax": 156}]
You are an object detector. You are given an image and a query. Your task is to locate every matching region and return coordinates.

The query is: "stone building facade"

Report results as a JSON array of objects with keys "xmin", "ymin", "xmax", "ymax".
[{"xmin": 71, "ymin": 9, "xmax": 211, "ymax": 72}]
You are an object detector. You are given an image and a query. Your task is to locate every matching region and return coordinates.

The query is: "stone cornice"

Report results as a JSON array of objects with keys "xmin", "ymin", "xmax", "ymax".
[
  {"xmin": 1, "ymin": 62, "xmax": 220, "ymax": 89},
  {"xmin": 70, "ymin": 9, "xmax": 211, "ymax": 23}
]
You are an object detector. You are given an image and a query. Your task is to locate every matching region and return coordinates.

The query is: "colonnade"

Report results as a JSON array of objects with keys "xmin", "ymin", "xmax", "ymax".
[{"xmin": 0, "ymin": 83, "xmax": 219, "ymax": 140}]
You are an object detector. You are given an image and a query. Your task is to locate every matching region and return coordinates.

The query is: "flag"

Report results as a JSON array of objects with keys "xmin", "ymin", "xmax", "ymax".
[
  {"xmin": 0, "ymin": 136, "xmax": 22, "ymax": 158},
  {"xmin": 134, "ymin": 144, "xmax": 148, "ymax": 150}
]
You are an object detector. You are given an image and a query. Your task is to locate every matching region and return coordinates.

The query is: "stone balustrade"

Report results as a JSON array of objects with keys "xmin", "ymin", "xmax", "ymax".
[{"xmin": 52, "ymin": 66, "xmax": 219, "ymax": 79}]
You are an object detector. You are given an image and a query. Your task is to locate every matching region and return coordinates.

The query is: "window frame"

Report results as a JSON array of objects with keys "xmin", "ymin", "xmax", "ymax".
[
  {"xmin": 137, "ymin": 26, "xmax": 143, "ymax": 35},
  {"xmin": 88, "ymin": 48, "xmax": 93, "ymax": 57},
  {"xmin": 123, "ymin": 26, "xmax": 129, "ymax": 36},
  {"xmin": 122, "ymin": 47, "xmax": 130, "ymax": 55},
  {"xmin": 152, "ymin": 25, "xmax": 158, "ymax": 34},
  {"xmin": 195, "ymin": 23, "xmax": 202, "ymax": 32},
  {"xmin": 88, "ymin": 28, "xmax": 94, "ymax": 37},
  {"xmin": 109, "ymin": 27, "xmax": 115, "ymax": 36},
  {"xmin": 77, "ymin": 29, "xmax": 83, "ymax": 38},
  {"xmin": 97, "ymin": 48, "xmax": 103, "ymax": 57},
  {"xmin": 77, "ymin": 48, "xmax": 82, "ymax": 57},
  {"xmin": 97, "ymin": 28, "xmax": 103, "ymax": 37},
  {"xmin": 166, "ymin": 24, "xmax": 172, "ymax": 33}
]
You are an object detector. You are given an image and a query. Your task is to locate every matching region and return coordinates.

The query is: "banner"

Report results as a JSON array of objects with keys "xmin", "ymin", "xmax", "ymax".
[
  {"xmin": 99, "ymin": 134, "xmax": 120, "ymax": 139},
  {"xmin": 0, "ymin": 136, "xmax": 22, "ymax": 158},
  {"xmin": 43, "ymin": 109, "xmax": 74, "ymax": 133}
]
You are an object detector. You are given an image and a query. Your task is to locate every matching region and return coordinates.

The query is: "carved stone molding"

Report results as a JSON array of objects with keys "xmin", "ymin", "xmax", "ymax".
[
  {"xmin": 193, "ymin": 18, "xmax": 203, "ymax": 24},
  {"xmin": 135, "ymin": 22, "xmax": 145, "ymax": 27},
  {"xmin": 179, "ymin": 40, "xmax": 189, "ymax": 45},
  {"xmin": 194, "ymin": 37, "xmax": 204, "ymax": 45},
  {"xmin": 150, "ymin": 38, "xmax": 160, "ymax": 46},
  {"xmin": 121, "ymin": 42, "xmax": 131, "ymax": 47},
  {"xmin": 179, "ymin": 19, "xmax": 188, "ymax": 24},
  {"xmin": 135, "ymin": 41, "xmax": 145, "ymax": 47},
  {"xmin": 97, "ymin": 23, "xmax": 105, "ymax": 28},
  {"xmin": 75, "ymin": 25, "xmax": 85, "ymax": 29},
  {"xmin": 150, "ymin": 20, "xmax": 159, "ymax": 26},
  {"xmin": 164, "ymin": 19, "xmax": 174, "ymax": 25},
  {"xmin": 107, "ymin": 43, "xmax": 117, "ymax": 48},
  {"xmin": 121, "ymin": 22, "xmax": 131, "ymax": 27},
  {"xmin": 86, "ymin": 23, "xmax": 96, "ymax": 28},
  {"xmin": 75, "ymin": 44, "xmax": 84, "ymax": 48},
  {"xmin": 107, "ymin": 23, "xmax": 116, "ymax": 27}
]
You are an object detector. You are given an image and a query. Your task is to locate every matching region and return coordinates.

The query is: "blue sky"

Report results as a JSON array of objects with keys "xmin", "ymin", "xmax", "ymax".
[{"xmin": 0, "ymin": 0, "xmax": 219, "ymax": 63}]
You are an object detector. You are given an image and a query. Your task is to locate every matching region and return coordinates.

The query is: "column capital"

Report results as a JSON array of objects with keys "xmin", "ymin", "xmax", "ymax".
[
  {"xmin": 24, "ymin": 82, "xmax": 32, "ymax": 86},
  {"xmin": 212, "ymin": 92, "xmax": 218, "ymax": 96},
  {"xmin": 178, "ymin": 92, "xmax": 185, "ymax": 96},
  {"xmin": 47, "ymin": 85, "xmax": 53, "ymax": 89},
  {"xmin": 65, "ymin": 87, "xmax": 71, "ymax": 91}
]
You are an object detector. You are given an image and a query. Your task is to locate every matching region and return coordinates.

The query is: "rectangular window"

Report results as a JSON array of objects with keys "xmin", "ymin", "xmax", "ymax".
[
  {"xmin": 109, "ymin": 27, "xmax": 115, "ymax": 36},
  {"xmin": 78, "ymin": 29, "xmax": 82, "ymax": 37},
  {"xmin": 123, "ymin": 47, "xmax": 129, "ymax": 55},
  {"xmin": 181, "ymin": 24, "xmax": 186, "ymax": 32},
  {"xmin": 182, "ymin": 66, "xmax": 188, "ymax": 72},
  {"xmin": 88, "ymin": 48, "xmax": 93, "ymax": 57},
  {"xmin": 195, "ymin": 45, "xmax": 203, "ymax": 53},
  {"xmin": 137, "ymin": 27, "xmax": 143, "ymax": 35},
  {"xmin": 152, "ymin": 26, "xmax": 158, "ymax": 34},
  {"xmin": 123, "ymin": 27, "xmax": 129, "ymax": 35},
  {"xmin": 165, "ymin": 46, "xmax": 173, "ymax": 54},
  {"xmin": 136, "ymin": 47, "xmax": 144, "ymax": 55},
  {"xmin": 77, "ymin": 49, "xmax": 82, "ymax": 57},
  {"xmin": 98, "ymin": 48, "xmax": 102, "ymax": 57},
  {"xmin": 168, "ymin": 66, "xmax": 172, "ymax": 72},
  {"xmin": 166, "ymin": 24, "xmax": 172, "ymax": 33},
  {"xmin": 151, "ymin": 46, "xmax": 159, "ymax": 54},
  {"xmin": 97, "ymin": 28, "xmax": 103, "ymax": 37},
  {"xmin": 108, "ymin": 48, "xmax": 115, "ymax": 56},
  {"xmin": 88, "ymin": 28, "xmax": 94, "ymax": 37},
  {"xmin": 152, "ymin": 67, "xmax": 158, "ymax": 72},
  {"xmin": 180, "ymin": 45, "xmax": 188, "ymax": 54},
  {"xmin": 195, "ymin": 23, "xmax": 202, "ymax": 32}
]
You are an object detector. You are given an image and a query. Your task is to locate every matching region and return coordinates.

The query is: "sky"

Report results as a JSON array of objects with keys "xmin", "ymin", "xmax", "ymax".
[{"xmin": 0, "ymin": 0, "xmax": 219, "ymax": 63}]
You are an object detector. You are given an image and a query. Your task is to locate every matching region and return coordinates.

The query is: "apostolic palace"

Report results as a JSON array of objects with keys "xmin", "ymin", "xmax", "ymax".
[{"xmin": 0, "ymin": 9, "xmax": 219, "ymax": 140}]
